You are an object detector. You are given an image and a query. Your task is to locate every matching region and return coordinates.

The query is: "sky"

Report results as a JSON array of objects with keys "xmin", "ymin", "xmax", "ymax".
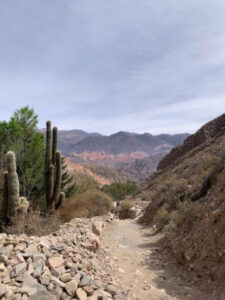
[{"xmin": 0, "ymin": 0, "xmax": 225, "ymax": 135}]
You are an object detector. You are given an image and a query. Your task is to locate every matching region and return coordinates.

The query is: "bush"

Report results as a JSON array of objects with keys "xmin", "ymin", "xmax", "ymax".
[
  {"xmin": 153, "ymin": 207, "xmax": 170, "ymax": 230},
  {"xmin": 101, "ymin": 182, "xmax": 137, "ymax": 201},
  {"xmin": 72, "ymin": 172, "xmax": 97, "ymax": 194},
  {"xmin": 60, "ymin": 189, "xmax": 113, "ymax": 222},
  {"xmin": 153, "ymin": 200, "xmax": 201, "ymax": 233}
]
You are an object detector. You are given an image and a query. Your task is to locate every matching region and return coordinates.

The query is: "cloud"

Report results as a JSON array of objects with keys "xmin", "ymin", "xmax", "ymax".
[{"xmin": 0, "ymin": 0, "xmax": 224, "ymax": 134}]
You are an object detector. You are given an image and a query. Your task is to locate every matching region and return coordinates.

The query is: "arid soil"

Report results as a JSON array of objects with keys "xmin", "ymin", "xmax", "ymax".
[{"xmin": 99, "ymin": 219, "xmax": 211, "ymax": 300}]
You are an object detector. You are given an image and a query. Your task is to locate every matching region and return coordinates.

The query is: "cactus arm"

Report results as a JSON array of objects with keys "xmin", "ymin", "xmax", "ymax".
[
  {"xmin": 45, "ymin": 121, "xmax": 52, "ymax": 169},
  {"xmin": 47, "ymin": 164, "xmax": 54, "ymax": 209},
  {"xmin": 55, "ymin": 192, "xmax": 65, "ymax": 210},
  {"xmin": 52, "ymin": 126, "xmax": 58, "ymax": 167},
  {"xmin": 51, "ymin": 150, "xmax": 62, "ymax": 208}
]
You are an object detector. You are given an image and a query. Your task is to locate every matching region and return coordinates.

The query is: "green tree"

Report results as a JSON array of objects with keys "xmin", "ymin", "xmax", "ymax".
[
  {"xmin": 0, "ymin": 107, "xmax": 45, "ymax": 206},
  {"xmin": 61, "ymin": 156, "xmax": 77, "ymax": 198}
]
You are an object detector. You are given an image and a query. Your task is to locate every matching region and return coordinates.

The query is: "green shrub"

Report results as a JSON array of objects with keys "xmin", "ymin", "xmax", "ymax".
[
  {"xmin": 153, "ymin": 207, "xmax": 170, "ymax": 230},
  {"xmin": 101, "ymin": 182, "xmax": 137, "ymax": 201}
]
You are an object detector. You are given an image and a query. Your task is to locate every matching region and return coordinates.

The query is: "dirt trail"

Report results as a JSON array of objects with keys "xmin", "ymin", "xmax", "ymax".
[{"xmin": 99, "ymin": 219, "xmax": 210, "ymax": 300}]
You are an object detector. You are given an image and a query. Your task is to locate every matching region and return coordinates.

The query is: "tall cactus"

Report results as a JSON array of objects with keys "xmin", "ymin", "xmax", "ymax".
[
  {"xmin": 3, "ymin": 151, "xmax": 29, "ymax": 223},
  {"xmin": 6, "ymin": 151, "xmax": 20, "ymax": 216},
  {"xmin": 45, "ymin": 121, "xmax": 64, "ymax": 210}
]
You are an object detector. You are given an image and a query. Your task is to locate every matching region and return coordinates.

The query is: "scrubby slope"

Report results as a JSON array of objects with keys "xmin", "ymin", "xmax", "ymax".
[{"xmin": 139, "ymin": 113, "xmax": 225, "ymax": 296}]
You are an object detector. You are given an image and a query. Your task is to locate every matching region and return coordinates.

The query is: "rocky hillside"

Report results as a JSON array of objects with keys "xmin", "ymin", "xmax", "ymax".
[
  {"xmin": 65, "ymin": 157, "xmax": 125, "ymax": 185},
  {"xmin": 137, "ymin": 113, "xmax": 225, "ymax": 297},
  {"xmin": 54, "ymin": 130, "xmax": 189, "ymax": 181}
]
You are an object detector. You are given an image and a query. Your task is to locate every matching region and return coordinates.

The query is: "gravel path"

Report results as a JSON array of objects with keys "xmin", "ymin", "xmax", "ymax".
[{"xmin": 99, "ymin": 219, "xmax": 210, "ymax": 300}]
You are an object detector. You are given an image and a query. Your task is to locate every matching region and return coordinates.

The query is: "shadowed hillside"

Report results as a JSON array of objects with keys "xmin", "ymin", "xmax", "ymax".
[{"xmin": 137, "ymin": 113, "xmax": 225, "ymax": 297}]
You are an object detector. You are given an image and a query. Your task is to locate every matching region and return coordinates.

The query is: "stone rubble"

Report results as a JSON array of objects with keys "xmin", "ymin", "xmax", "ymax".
[{"xmin": 0, "ymin": 213, "xmax": 128, "ymax": 300}]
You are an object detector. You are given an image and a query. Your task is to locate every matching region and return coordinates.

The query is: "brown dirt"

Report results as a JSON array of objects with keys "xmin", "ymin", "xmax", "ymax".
[{"xmin": 99, "ymin": 219, "xmax": 211, "ymax": 300}]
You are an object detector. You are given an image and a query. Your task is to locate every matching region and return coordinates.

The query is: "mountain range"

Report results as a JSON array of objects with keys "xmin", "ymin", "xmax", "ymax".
[{"xmin": 48, "ymin": 129, "xmax": 189, "ymax": 181}]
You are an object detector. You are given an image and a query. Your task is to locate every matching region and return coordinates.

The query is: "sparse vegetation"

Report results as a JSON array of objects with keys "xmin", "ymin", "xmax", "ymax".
[
  {"xmin": 3, "ymin": 209, "xmax": 60, "ymax": 236},
  {"xmin": 60, "ymin": 189, "xmax": 113, "ymax": 221}
]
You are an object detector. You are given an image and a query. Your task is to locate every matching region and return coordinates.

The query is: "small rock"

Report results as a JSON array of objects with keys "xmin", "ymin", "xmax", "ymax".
[
  {"xmin": 60, "ymin": 273, "xmax": 72, "ymax": 283},
  {"xmin": 79, "ymin": 275, "xmax": 93, "ymax": 287},
  {"xmin": 106, "ymin": 285, "xmax": 120, "ymax": 296},
  {"xmin": 23, "ymin": 244, "xmax": 39, "ymax": 258},
  {"xmin": 76, "ymin": 288, "xmax": 87, "ymax": 300},
  {"xmin": 65, "ymin": 279, "xmax": 78, "ymax": 296},
  {"xmin": 39, "ymin": 276, "xmax": 50, "ymax": 286},
  {"xmin": 14, "ymin": 262, "xmax": 27, "ymax": 274},
  {"xmin": 0, "ymin": 262, "xmax": 7, "ymax": 272},
  {"xmin": 29, "ymin": 290, "xmax": 57, "ymax": 300},
  {"xmin": 51, "ymin": 276, "xmax": 65, "ymax": 288},
  {"xmin": 48, "ymin": 256, "xmax": 64, "ymax": 269},
  {"xmin": 0, "ymin": 254, "xmax": 8, "ymax": 264},
  {"xmin": 0, "ymin": 245, "xmax": 13, "ymax": 256},
  {"xmin": 40, "ymin": 239, "xmax": 51, "ymax": 249},
  {"xmin": 0, "ymin": 283, "xmax": 7, "ymax": 297},
  {"xmin": 92, "ymin": 220, "xmax": 103, "ymax": 236},
  {"xmin": 83, "ymin": 285, "xmax": 94, "ymax": 296}
]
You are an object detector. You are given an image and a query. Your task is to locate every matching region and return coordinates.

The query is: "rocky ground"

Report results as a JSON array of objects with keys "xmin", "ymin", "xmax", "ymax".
[
  {"xmin": 0, "ymin": 206, "xmax": 218, "ymax": 300},
  {"xmin": 0, "ymin": 214, "xmax": 127, "ymax": 300}
]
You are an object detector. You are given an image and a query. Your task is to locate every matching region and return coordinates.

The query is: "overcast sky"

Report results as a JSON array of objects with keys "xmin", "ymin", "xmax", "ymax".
[{"xmin": 0, "ymin": 0, "xmax": 225, "ymax": 135}]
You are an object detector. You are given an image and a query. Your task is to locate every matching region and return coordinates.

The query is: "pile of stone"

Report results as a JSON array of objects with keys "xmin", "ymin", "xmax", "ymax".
[{"xmin": 0, "ymin": 213, "xmax": 127, "ymax": 300}]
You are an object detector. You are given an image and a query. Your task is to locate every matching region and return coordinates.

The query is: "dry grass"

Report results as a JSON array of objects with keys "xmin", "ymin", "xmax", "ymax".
[
  {"xmin": 2, "ymin": 210, "xmax": 60, "ymax": 236},
  {"xmin": 60, "ymin": 189, "xmax": 113, "ymax": 222}
]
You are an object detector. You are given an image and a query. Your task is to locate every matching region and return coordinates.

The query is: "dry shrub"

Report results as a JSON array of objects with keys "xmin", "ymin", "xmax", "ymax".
[
  {"xmin": 153, "ymin": 207, "xmax": 170, "ymax": 230},
  {"xmin": 153, "ymin": 200, "xmax": 202, "ymax": 233},
  {"xmin": 71, "ymin": 172, "xmax": 97, "ymax": 194},
  {"xmin": 141, "ymin": 177, "xmax": 187, "ymax": 224},
  {"xmin": 3, "ymin": 210, "xmax": 60, "ymax": 236},
  {"xmin": 118, "ymin": 199, "xmax": 134, "ymax": 219},
  {"xmin": 60, "ymin": 190, "xmax": 113, "ymax": 222}
]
